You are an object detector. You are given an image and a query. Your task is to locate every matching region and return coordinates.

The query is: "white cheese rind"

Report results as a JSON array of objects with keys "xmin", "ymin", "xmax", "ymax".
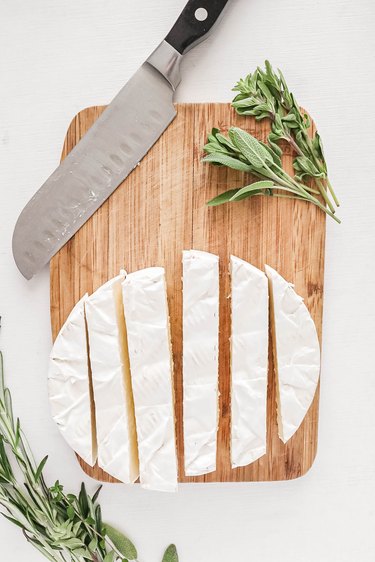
[
  {"xmin": 48, "ymin": 295, "xmax": 97, "ymax": 467},
  {"xmin": 182, "ymin": 250, "xmax": 219, "ymax": 476},
  {"xmin": 230, "ymin": 256, "xmax": 268, "ymax": 468},
  {"xmin": 122, "ymin": 267, "xmax": 178, "ymax": 492},
  {"xmin": 265, "ymin": 265, "xmax": 321, "ymax": 443},
  {"xmin": 85, "ymin": 272, "xmax": 139, "ymax": 483}
]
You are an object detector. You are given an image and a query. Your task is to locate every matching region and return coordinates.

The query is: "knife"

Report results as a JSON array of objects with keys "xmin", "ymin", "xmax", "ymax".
[{"xmin": 13, "ymin": 0, "xmax": 229, "ymax": 280}]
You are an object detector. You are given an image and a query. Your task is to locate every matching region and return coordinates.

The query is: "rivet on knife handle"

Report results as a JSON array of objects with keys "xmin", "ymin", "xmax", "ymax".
[{"xmin": 165, "ymin": 0, "xmax": 229, "ymax": 54}]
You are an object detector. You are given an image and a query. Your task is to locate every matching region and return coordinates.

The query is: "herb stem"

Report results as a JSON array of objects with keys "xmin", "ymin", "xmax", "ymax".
[
  {"xmin": 316, "ymin": 179, "xmax": 336, "ymax": 214},
  {"xmin": 327, "ymin": 178, "xmax": 340, "ymax": 206},
  {"xmin": 286, "ymin": 133, "xmax": 304, "ymax": 157}
]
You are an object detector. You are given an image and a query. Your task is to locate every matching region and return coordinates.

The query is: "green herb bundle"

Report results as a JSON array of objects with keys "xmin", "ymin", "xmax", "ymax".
[
  {"xmin": 203, "ymin": 61, "xmax": 340, "ymax": 222},
  {"xmin": 0, "ymin": 352, "xmax": 177, "ymax": 562}
]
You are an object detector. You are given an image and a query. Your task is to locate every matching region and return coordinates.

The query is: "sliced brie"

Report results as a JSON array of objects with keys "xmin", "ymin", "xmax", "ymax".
[
  {"xmin": 230, "ymin": 256, "xmax": 268, "ymax": 468},
  {"xmin": 265, "ymin": 265, "xmax": 320, "ymax": 443},
  {"xmin": 48, "ymin": 295, "xmax": 97, "ymax": 467},
  {"xmin": 122, "ymin": 267, "xmax": 178, "ymax": 492},
  {"xmin": 85, "ymin": 272, "xmax": 139, "ymax": 483},
  {"xmin": 182, "ymin": 250, "xmax": 219, "ymax": 476}
]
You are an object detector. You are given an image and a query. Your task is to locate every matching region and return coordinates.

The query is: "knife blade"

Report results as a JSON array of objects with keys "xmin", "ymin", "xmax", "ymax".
[{"xmin": 13, "ymin": 0, "xmax": 229, "ymax": 279}]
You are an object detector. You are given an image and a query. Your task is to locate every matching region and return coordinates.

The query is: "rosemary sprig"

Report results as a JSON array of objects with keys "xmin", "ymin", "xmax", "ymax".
[
  {"xmin": 203, "ymin": 61, "xmax": 340, "ymax": 222},
  {"xmin": 203, "ymin": 127, "xmax": 340, "ymax": 222},
  {"xmin": 0, "ymin": 351, "xmax": 178, "ymax": 562}
]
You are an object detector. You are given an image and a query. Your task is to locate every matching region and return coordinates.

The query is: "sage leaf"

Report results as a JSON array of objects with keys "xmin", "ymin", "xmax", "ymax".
[
  {"xmin": 207, "ymin": 189, "xmax": 240, "ymax": 206},
  {"xmin": 228, "ymin": 127, "xmax": 273, "ymax": 168},
  {"xmin": 88, "ymin": 536, "xmax": 98, "ymax": 551},
  {"xmin": 258, "ymin": 80, "xmax": 273, "ymax": 102},
  {"xmin": 104, "ymin": 551, "xmax": 117, "ymax": 562},
  {"xmin": 202, "ymin": 152, "xmax": 252, "ymax": 173},
  {"xmin": 282, "ymin": 113, "xmax": 298, "ymax": 123},
  {"xmin": 215, "ymin": 132, "xmax": 239, "ymax": 153},
  {"xmin": 59, "ymin": 537, "xmax": 85, "ymax": 549},
  {"xmin": 230, "ymin": 180, "xmax": 275, "ymax": 200},
  {"xmin": 92, "ymin": 485, "xmax": 102, "ymax": 504},
  {"xmin": 66, "ymin": 505, "xmax": 75, "ymax": 520},
  {"xmin": 95, "ymin": 504, "xmax": 103, "ymax": 535},
  {"xmin": 162, "ymin": 544, "xmax": 179, "ymax": 562},
  {"xmin": 259, "ymin": 140, "xmax": 282, "ymax": 166},
  {"xmin": 73, "ymin": 548, "xmax": 91, "ymax": 557},
  {"xmin": 78, "ymin": 483, "xmax": 89, "ymax": 518},
  {"xmin": 105, "ymin": 523, "xmax": 138, "ymax": 560}
]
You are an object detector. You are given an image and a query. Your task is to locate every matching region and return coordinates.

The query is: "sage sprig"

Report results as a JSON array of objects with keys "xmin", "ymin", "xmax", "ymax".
[
  {"xmin": 232, "ymin": 61, "xmax": 339, "ymax": 211},
  {"xmin": 203, "ymin": 127, "xmax": 340, "ymax": 222},
  {"xmin": 0, "ymin": 351, "xmax": 177, "ymax": 562},
  {"xmin": 203, "ymin": 61, "xmax": 340, "ymax": 222}
]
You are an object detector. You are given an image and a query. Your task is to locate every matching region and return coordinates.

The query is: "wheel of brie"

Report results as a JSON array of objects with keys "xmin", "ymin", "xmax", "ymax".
[{"xmin": 48, "ymin": 257, "xmax": 321, "ymax": 492}]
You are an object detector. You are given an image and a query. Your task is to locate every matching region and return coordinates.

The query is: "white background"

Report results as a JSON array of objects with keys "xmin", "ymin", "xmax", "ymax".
[{"xmin": 1, "ymin": 0, "xmax": 375, "ymax": 560}]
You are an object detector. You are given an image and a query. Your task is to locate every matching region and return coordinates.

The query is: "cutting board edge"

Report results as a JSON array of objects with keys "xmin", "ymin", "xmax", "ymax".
[{"xmin": 50, "ymin": 102, "xmax": 325, "ymax": 485}]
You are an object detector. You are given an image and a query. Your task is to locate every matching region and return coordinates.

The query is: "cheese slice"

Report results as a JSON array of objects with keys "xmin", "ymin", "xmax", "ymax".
[
  {"xmin": 122, "ymin": 267, "xmax": 178, "ymax": 492},
  {"xmin": 230, "ymin": 256, "xmax": 268, "ymax": 468},
  {"xmin": 265, "ymin": 265, "xmax": 320, "ymax": 443},
  {"xmin": 182, "ymin": 250, "xmax": 219, "ymax": 476},
  {"xmin": 48, "ymin": 295, "xmax": 97, "ymax": 466},
  {"xmin": 85, "ymin": 272, "xmax": 139, "ymax": 483}
]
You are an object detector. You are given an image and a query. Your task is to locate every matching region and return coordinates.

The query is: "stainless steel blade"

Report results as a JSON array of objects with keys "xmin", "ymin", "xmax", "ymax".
[{"xmin": 12, "ymin": 42, "xmax": 181, "ymax": 279}]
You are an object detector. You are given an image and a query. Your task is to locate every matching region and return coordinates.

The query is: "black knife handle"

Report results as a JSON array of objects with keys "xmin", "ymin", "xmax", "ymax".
[{"xmin": 165, "ymin": 0, "xmax": 229, "ymax": 55}]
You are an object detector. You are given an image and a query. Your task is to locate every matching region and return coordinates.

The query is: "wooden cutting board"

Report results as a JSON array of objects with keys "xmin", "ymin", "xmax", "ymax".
[{"xmin": 50, "ymin": 103, "xmax": 325, "ymax": 483}]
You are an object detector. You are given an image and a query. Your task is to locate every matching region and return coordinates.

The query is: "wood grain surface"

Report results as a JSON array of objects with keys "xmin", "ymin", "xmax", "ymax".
[{"xmin": 50, "ymin": 103, "xmax": 325, "ymax": 483}]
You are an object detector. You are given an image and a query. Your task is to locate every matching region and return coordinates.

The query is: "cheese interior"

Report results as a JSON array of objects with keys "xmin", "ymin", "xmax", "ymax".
[
  {"xmin": 85, "ymin": 272, "xmax": 139, "ymax": 483},
  {"xmin": 112, "ymin": 280, "xmax": 139, "ymax": 483},
  {"xmin": 84, "ymin": 312, "xmax": 98, "ymax": 465},
  {"xmin": 266, "ymin": 272, "xmax": 285, "ymax": 442},
  {"xmin": 164, "ymin": 275, "xmax": 179, "ymax": 472}
]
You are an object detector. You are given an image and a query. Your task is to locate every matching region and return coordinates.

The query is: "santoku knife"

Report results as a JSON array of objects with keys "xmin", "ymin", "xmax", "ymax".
[{"xmin": 13, "ymin": 0, "xmax": 229, "ymax": 279}]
